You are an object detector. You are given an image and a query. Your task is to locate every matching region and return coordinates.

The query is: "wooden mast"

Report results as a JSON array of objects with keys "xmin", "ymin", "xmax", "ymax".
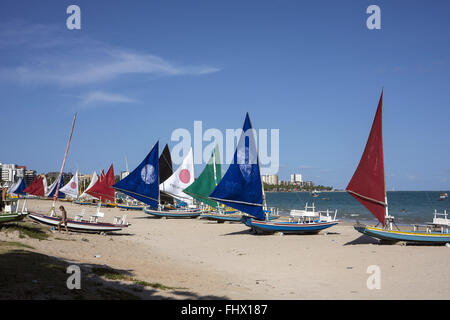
[{"xmin": 51, "ymin": 113, "xmax": 77, "ymax": 215}]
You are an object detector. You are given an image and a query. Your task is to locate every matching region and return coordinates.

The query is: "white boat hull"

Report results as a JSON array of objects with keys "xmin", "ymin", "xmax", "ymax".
[{"xmin": 28, "ymin": 213, "xmax": 128, "ymax": 233}]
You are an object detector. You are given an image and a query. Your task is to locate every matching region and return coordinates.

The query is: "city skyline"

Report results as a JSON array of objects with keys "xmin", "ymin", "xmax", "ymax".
[{"xmin": 1, "ymin": 1, "xmax": 449, "ymax": 190}]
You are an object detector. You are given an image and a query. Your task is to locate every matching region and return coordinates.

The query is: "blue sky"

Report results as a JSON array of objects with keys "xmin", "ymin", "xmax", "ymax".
[{"xmin": 1, "ymin": 0, "xmax": 449, "ymax": 190}]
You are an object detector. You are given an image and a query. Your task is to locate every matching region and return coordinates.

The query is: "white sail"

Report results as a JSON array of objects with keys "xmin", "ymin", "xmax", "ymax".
[
  {"xmin": 45, "ymin": 176, "xmax": 60, "ymax": 197},
  {"xmin": 160, "ymin": 147, "xmax": 195, "ymax": 205},
  {"xmin": 79, "ymin": 171, "xmax": 99, "ymax": 200},
  {"xmin": 60, "ymin": 170, "xmax": 79, "ymax": 199},
  {"xmin": 42, "ymin": 176, "xmax": 48, "ymax": 195}
]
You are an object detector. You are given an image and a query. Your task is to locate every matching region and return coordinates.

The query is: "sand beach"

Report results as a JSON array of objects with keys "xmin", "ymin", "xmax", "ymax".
[{"xmin": 1, "ymin": 199, "xmax": 449, "ymax": 300}]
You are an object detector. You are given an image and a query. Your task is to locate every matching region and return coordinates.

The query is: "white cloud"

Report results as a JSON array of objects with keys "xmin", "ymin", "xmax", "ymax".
[
  {"xmin": 0, "ymin": 21, "xmax": 220, "ymax": 86},
  {"xmin": 79, "ymin": 91, "xmax": 138, "ymax": 107}
]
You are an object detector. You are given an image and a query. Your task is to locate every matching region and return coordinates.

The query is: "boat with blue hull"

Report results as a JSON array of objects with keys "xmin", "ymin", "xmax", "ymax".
[
  {"xmin": 144, "ymin": 207, "xmax": 202, "ymax": 218},
  {"xmin": 242, "ymin": 216, "xmax": 338, "ymax": 234},
  {"xmin": 354, "ymin": 223, "xmax": 450, "ymax": 244},
  {"xmin": 117, "ymin": 204, "xmax": 145, "ymax": 211},
  {"xmin": 347, "ymin": 90, "xmax": 450, "ymax": 244},
  {"xmin": 200, "ymin": 211, "xmax": 242, "ymax": 222},
  {"xmin": 208, "ymin": 113, "xmax": 338, "ymax": 235},
  {"xmin": 201, "ymin": 210, "xmax": 281, "ymax": 223}
]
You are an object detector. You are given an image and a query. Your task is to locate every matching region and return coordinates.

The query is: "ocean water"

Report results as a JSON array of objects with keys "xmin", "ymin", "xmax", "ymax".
[{"xmin": 265, "ymin": 191, "xmax": 450, "ymax": 224}]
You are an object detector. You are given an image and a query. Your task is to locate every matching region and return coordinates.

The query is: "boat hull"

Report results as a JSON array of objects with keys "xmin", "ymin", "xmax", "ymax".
[
  {"xmin": 200, "ymin": 213, "xmax": 243, "ymax": 222},
  {"xmin": 74, "ymin": 200, "xmax": 95, "ymax": 206},
  {"xmin": 354, "ymin": 224, "xmax": 450, "ymax": 244},
  {"xmin": 117, "ymin": 204, "xmax": 145, "ymax": 211},
  {"xmin": 28, "ymin": 213, "xmax": 128, "ymax": 233},
  {"xmin": 143, "ymin": 207, "xmax": 202, "ymax": 218},
  {"xmin": 0, "ymin": 213, "xmax": 28, "ymax": 223},
  {"xmin": 242, "ymin": 216, "xmax": 339, "ymax": 234}
]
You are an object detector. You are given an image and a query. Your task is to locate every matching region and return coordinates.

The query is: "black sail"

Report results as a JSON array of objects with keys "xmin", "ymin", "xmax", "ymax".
[{"xmin": 159, "ymin": 144, "xmax": 174, "ymax": 204}]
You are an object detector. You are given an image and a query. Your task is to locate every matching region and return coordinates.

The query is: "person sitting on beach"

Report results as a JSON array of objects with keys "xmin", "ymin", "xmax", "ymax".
[{"xmin": 57, "ymin": 205, "xmax": 69, "ymax": 233}]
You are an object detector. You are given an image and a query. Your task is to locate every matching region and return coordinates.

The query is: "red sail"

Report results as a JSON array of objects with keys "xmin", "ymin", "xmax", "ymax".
[
  {"xmin": 85, "ymin": 164, "xmax": 115, "ymax": 202},
  {"xmin": 24, "ymin": 176, "xmax": 45, "ymax": 197},
  {"xmin": 23, "ymin": 176, "xmax": 39, "ymax": 195},
  {"xmin": 346, "ymin": 91, "xmax": 386, "ymax": 225}
]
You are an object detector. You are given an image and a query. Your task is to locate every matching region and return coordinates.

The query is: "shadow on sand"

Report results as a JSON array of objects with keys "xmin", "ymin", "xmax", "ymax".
[{"xmin": 0, "ymin": 247, "xmax": 228, "ymax": 300}]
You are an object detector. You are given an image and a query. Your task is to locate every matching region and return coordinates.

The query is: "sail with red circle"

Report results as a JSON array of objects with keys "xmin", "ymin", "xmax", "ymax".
[
  {"xmin": 346, "ymin": 91, "xmax": 387, "ymax": 225},
  {"xmin": 85, "ymin": 164, "xmax": 115, "ymax": 202}
]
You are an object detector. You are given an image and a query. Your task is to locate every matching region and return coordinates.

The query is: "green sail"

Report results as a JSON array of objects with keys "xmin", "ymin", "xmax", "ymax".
[{"xmin": 183, "ymin": 146, "xmax": 221, "ymax": 208}]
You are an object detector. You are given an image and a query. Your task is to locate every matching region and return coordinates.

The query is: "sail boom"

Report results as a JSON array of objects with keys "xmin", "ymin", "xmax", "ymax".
[
  {"xmin": 209, "ymin": 196, "xmax": 263, "ymax": 207},
  {"xmin": 346, "ymin": 90, "xmax": 386, "ymax": 225},
  {"xmin": 113, "ymin": 187, "xmax": 159, "ymax": 203},
  {"xmin": 346, "ymin": 190, "xmax": 387, "ymax": 207}
]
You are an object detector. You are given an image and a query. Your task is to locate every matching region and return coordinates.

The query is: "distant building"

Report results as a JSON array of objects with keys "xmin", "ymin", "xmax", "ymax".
[
  {"xmin": 290, "ymin": 174, "xmax": 302, "ymax": 184},
  {"xmin": 261, "ymin": 174, "xmax": 278, "ymax": 185},
  {"xmin": 120, "ymin": 171, "xmax": 130, "ymax": 180},
  {"xmin": 46, "ymin": 172, "xmax": 72, "ymax": 184},
  {"xmin": 25, "ymin": 170, "xmax": 36, "ymax": 187},
  {"xmin": 301, "ymin": 181, "xmax": 314, "ymax": 187}
]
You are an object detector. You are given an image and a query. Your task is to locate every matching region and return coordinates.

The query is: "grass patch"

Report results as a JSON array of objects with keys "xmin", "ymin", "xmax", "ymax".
[
  {"xmin": 0, "ymin": 222, "xmax": 49, "ymax": 240},
  {"xmin": 91, "ymin": 267, "xmax": 177, "ymax": 290},
  {"xmin": 91, "ymin": 267, "xmax": 129, "ymax": 281},
  {"xmin": 0, "ymin": 241, "xmax": 35, "ymax": 249},
  {"xmin": 0, "ymin": 249, "xmax": 145, "ymax": 299}
]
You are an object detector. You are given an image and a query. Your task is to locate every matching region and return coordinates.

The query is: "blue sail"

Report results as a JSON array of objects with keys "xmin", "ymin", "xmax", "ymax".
[
  {"xmin": 113, "ymin": 141, "xmax": 159, "ymax": 208},
  {"xmin": 15, "ymin": 178, "xmax": 26, "ymax": 195},
  {"xmin": 209, "ymin": 113, "xmax": 265, "ymax": 220},
  {"xmin": 9, "ymin": 178, "xmax": 26, "ymax": 195},
  {"xmin": 47, "ymin": 175, "xmax": 65, "ymax": 199}
]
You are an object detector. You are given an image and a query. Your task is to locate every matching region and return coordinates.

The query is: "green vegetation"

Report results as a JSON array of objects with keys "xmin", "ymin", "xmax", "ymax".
[
  {"xmin": 0, "ymin": 240, "xmax": 35, "ymax": 249},
  {"xmin": 0, "ymin": 222, "xmax": 49, "ymax": 240},
  {"xmin": 0, "ymin": 246, "xmax": 156, "ymax": 299},
  {"xmin": 91, "ymin": 267, "xmax": 177, "ymax": 290},
  {"xmin": 263, "ymin": 183, "xmax": 333, "ymax": 192}
]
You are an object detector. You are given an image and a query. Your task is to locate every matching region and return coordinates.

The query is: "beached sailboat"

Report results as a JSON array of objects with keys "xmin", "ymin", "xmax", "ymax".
[
  {"xmin": 29, "ymin": 115, "xmax": 129, "ymax": 233},
  {"xmin": 159, "ymin": 144, "xmax": 175, "ymax": 206},
  {"xmin": 24, "ymin": 175, "xmax": 46, "ymax": 198},
  {"xmin": 113, "ymin": 141, "xmax": 161, "ymax": 210},
  {"xmin": 75, "ymin": 171, "xmax": 99, "ymax": 205},
  {"xmin": 183, "ymin": 145, "xmax": 238, "ymax": 222},
  {"xmin": 210, "ymin": 113, "xmax": 338, "ymax": 234},
  {"xmin": 45, "ymin": 175, "xmax": 66, "ymax": 199},
  {"xmin": 84, "ymin": 165, "xmax": 115, "ymax": 204},
  {"xmin": 115, "ymin": 145, "xmax": 174, "ymax": 211},
  {"xmin": 0, "ymin": 197, "xmax": 28, "ymax": 223},
  {"xmin": 8, "ymin": 178, "xmax": 27, "ymax": 197},
  {"xmin": 347, "ymin": 91, "xmax": 450, "ymax": 244},
  {"xmin": 59, "ymin": 170, "xmax": 79, "ymax": 200},
  {"xmin": 143, "ymin": 147, "xmax": 204, "ymax": 218}
]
